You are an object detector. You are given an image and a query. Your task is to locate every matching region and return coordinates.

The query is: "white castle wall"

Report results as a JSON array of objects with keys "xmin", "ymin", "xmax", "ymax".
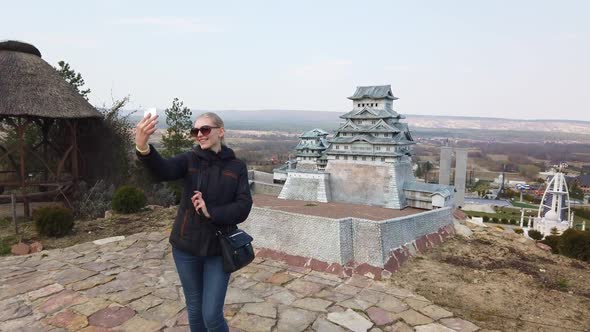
[
  {"xmin": 241, "ymin": 206, "xmax": 453, "ymax": 268},
  {"xmin": 278, "ymin": 171, "xmax": 330, "ymax": 203},
  {"xmin": 325, "ymin": 156, "xmax": 415, "ymax": 209},
  {"xmin": 242, "ymin": 207, "xmax": 353, "ymax": 265},
  {"xmin": 249, "ymin": 170, "xmax": 284, "ymax": 196}
]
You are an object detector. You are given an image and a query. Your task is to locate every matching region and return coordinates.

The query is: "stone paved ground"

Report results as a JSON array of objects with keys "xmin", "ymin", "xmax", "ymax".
[{"xmin": 0, "ymin": 232, "xmax": 484, "ymax": 332}]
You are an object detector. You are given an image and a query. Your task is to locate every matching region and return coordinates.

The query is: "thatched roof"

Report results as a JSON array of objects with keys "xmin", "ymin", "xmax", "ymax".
[{"xmin": 0, "ymin": 40, "xmax": 101, "ymax": 119}]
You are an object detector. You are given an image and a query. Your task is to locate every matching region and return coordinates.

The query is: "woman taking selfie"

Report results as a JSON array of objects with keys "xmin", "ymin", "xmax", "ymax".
[{"xmin": 135, "ymin": 112, "xmax": 253, "ymax": 332}]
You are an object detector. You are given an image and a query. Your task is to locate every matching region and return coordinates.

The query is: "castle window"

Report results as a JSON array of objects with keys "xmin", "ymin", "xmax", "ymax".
[
  {"xmin": 344, "ymin": 156, "xmax": 348, "ymax": 160},
  {"xmin": 344, "ymin": 145, "xmax": 349, "ymax": 150},
  {"xmin": 371, "ymin": 157, "xmax": 376, "ymax": 161},
  {"xmin": 381, "ymin": 157, "xmax": 386, "ymax": 162},
  {"xmin": 358, "ymin": 103, "xmax": 360, "ymax": 107},
  {"xmin": 353, "ymin": 156, "xmax": 357, "ymax": 160},
  {"xmin": 372, "ymin": 120, "xmax": 376, "ymax": 124},
  {"xmin": 336, "ymin": 155, "xmax": 340, "ymax": 160},
  {"xmin": 375, "ymin": 146, "xmax": 381, "ymax": 151},
  {"xmin": 336, "ymin": 145, "xmax": 340, "ymax": 149},
  {"xmin": 386, "ymin": 147, "xmax": 391, "ymax": 151},
  {"xmin": 362, "ymin": 156, "xmax": 366, "ymax": 161}
]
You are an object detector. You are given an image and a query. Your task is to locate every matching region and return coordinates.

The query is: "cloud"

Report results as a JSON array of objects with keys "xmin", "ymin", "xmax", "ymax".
[{"xmin": 108, "ymin": 17, "xmax": 221, "ymax": 33}]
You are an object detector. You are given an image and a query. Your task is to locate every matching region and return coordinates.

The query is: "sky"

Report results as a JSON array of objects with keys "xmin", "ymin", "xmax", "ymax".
[{"xmin": 2, "ymin": 0, "xmax": 589, "ymax": 121}]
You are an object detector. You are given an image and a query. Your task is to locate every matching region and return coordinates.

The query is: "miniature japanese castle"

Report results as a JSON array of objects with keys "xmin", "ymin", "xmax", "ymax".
[
  {"xmin": 295, "ymin": 128, "xmax": 329, "ymax": 171},
  {"xmin": 275, "ymin": 85, "xmax": 454, "ymax": 210}
]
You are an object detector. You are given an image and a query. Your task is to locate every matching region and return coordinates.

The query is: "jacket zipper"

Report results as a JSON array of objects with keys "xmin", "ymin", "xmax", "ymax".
[{"xmin": 181, "ymin": 208, "xmax": 189, "ymax": 237}]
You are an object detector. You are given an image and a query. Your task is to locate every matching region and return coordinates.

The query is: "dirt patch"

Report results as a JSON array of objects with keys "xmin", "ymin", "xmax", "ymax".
[
  {"xmin": 389, "ymin": 224, "xmax": 590, "ymax": 331},
  {"xmin": 0, "ymin": 207, "xmax": 176, "ymax": 253}
]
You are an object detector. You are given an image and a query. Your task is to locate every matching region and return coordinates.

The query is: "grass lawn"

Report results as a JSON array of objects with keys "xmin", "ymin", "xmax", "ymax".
[{"xmin": 511, "ymin": 201, "xmax": 539, "ymax": 209}]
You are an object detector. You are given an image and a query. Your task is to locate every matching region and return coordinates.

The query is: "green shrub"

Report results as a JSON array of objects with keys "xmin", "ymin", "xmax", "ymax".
[
  {"xmin": 33, "ymin": 206, "xmax": 74, "ymax": 237},
  {"xmin": 558, "ymin": 229, "xmax": 590, "ymax": 262},
  {"xmin": 71, "ymin": 180, "xmax": 115, "ymax": 219},
  {"xmin": 0, "ymin": 240, "xmax": 11, "ymax": 255},
  {"xmin": 492, "ymin": 217, "xmax": 499, "ymax": 223},
  {"xmin": 482, "ymin": 216, "xmax": 490, "ymax": 222},
  {"xmin": 514, "ymin": 228, "xmax": 524, "ymax": 234},
  {"xmin": 542, "ymin": 235, "xmax": 561, "ymax": 254},
  {"xmin": 528, "ymin": 229, "xmax": 543, "ymax": 241},
  {"xmin": 510, "ymin": 219, "xmax": 517, "ymax": 225},
  {"xmin": 152, "ymin": 183, "xmax": 177, "ymax": 207},
  {"xmin": 112, "ymin": 185, "xmax": 147, "ymax": 213},
  {"xmin": 501, "ymin": 218, "xmax": 509, "ymax": 224}
]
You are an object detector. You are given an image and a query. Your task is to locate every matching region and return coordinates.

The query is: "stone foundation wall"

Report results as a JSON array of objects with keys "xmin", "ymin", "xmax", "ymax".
[
  {"xmin": 243, "ymin": 206, "xmax": 454, "ymax": 280},
  {"xmin": 325, "ymin": 157, "xmax": 415, "ymax": 209},
  {"xmin": 249, "ymin": 170, "xmax": 275, "ymax": 184},
  {"xmin": 277, "ymin": 172, "xmax": 330, "ymax": 203},
  {"xmin": 251, "ymin": 182, "xmax": 283, "ymax": 196}
]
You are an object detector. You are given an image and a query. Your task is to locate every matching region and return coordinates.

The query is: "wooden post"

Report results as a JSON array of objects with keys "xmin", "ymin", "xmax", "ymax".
[
  {"xmin": 17, "ymin": 119, "xmax": 30, "ymax": 219},
  {"xmin": 11, "ymin": 192, "xmax": 19, "ymax": 241},
  {"xmin": 69, "ymin": 120, "xmax": 79, "ymax": 183}
]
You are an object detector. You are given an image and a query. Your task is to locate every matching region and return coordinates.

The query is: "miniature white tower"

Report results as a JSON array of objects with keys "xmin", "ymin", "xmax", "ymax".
[{"xmin": 532, "ymin": 163, "xmax": 571, "ymax": 236}]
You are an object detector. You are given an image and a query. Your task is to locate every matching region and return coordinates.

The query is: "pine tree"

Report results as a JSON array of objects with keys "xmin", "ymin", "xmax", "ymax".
[
  {"xmin": 161, "ymin": 98, "xmax": 193, "ymax": 157},
  {"xmin": 55, "ymin": 61, "xmax": 91, "ymax": 100}
]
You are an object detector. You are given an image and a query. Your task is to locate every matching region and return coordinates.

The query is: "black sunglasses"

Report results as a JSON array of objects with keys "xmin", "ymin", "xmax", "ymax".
[{"xmin": 190, "ymin": 126, "xmax": 220, "ymax": 137}]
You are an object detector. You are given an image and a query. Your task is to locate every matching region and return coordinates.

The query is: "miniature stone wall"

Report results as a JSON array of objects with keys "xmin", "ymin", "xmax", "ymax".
[
  {"xmin": 278, "ymin": 171, "xmax": 330, "ymax": 203},
  {"xmin": 242, "ymin": 206, "xmax": 454, "ymax": 280},
  {"xmin": 249, "ymin": 170, "xmax": 284, "ymax": 196},
  {"xmin": 325, "ymin": 157, "xmax": 415, "ymax": 209}
]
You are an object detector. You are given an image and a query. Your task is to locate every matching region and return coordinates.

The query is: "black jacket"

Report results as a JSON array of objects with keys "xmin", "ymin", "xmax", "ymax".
[{"xmin": 136, "ymin": 144, "xmax": 253, "ymax": 256}]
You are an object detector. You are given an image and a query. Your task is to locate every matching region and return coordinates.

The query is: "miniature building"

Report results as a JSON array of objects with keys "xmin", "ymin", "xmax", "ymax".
[
  {"xmin": 325, "ymin": 85, "xmax": 414, "ymax": 164},
  {"xmin": 295, "ymin": 129, "xmax": 329, "ymax": 171},
  {"xmin": 529, "ymin": 163, "xmax": 573, "ymax": 236},
  {"xmin": 277, "ymin": 85, "xmax": 454, "ymax": 210}
]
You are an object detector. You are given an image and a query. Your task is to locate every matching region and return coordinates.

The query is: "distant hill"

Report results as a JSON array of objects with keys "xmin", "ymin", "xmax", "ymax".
[{"xmin": 127, "ymin": 109, "xmax": 590, "ymax": 137}]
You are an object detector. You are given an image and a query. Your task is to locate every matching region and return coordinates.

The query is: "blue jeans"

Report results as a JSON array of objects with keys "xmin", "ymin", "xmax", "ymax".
[{"xmin": 172, "ymin": 247, "xmax": 231, "ymax": 332}]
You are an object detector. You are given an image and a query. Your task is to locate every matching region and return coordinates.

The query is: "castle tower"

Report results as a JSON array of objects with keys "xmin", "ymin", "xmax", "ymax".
[
  {"xmin": 325, "ymin": 85, "xmax": 417, "ymax": 209},
  {"xmin": 295, "ymin": 128, "xmax": 330, "ymax": 171}
]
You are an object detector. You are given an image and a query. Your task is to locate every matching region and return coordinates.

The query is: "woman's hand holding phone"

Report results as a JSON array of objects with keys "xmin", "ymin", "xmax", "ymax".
[{"xmin": 135, "ymin": 110, "xmax": 159, "ymax": 149}]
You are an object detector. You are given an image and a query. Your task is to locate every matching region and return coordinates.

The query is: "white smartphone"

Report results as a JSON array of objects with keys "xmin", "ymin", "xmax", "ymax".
[{"xmin": 144, "ymin": 107, "xmax": 157, "ymax": 118}]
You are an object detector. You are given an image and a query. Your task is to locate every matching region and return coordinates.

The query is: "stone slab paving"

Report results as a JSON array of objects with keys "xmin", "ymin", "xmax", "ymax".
[{"xmin": 0, "ymin": 232, "xmax": 481, "ymax": 332}]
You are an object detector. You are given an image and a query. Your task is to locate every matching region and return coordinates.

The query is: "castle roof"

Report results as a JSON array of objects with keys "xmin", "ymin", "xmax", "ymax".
[
  {"xmin": 300, "ymin": 128, "xmax": 329, "ymax": 138},
  {"xmin": 348, "ymin": 85, "xmax": 398, "ymax": 101},
  {"xmin": 329, "ymin": 133, "xmax": 414, "ymax": 145},
  {"xmin": 295, "ymin": 137, "xmax": 329, "ymax": 150},
  {"xmin": 339, "ymin": 107, "xmax": 403, "ymax": 120}
]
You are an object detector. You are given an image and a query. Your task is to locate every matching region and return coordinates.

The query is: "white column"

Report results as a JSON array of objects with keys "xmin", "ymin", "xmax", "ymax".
[{"xmin": 520, "ymin": 209, "xmax": 525, "ymax": 228}]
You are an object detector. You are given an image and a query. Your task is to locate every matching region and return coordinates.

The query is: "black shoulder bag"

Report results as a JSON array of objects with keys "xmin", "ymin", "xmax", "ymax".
[
  {"xmin": 216, "ymin": 228, "xmax": 255, "ymax": 273},
  {"xmin": 193, "ymin": 152, "xmax": 255, "ymax": 273}
]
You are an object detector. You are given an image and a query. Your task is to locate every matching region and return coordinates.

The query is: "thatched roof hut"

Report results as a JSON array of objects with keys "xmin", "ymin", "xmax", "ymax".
[
  {"xmin": 0, "ymin": 40, "xmax": 102, "ymax": 217},
  {"xmin": 0, "ymin": 40, "xmax": 101, "ymax": 119}
]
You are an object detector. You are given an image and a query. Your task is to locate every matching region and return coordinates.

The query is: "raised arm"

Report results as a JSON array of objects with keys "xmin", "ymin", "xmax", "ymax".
[
  {"xmin": 136, "ymin": 145, "xmax": 188, "ymax": 181},
  {"xmin": 134, "ymin": 113, "xmax": 188, "ymax": 181}
]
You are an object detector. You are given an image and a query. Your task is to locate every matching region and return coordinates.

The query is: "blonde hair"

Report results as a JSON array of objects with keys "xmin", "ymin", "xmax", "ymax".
[{"xmin": 196, "ymin": 112, "xmax": 226, "ymax": 146}]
